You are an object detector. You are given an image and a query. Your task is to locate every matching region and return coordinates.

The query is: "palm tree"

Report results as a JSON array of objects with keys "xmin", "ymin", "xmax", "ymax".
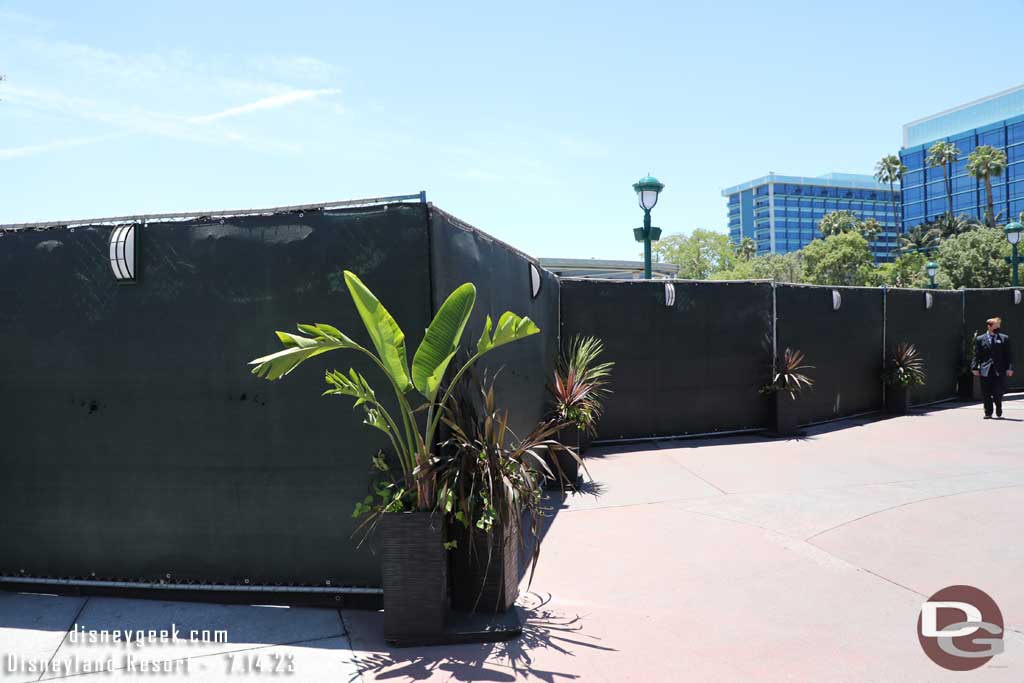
[
  {"xmin": 966, "ymin": 145, "xmax": 1008, "ymax": 226},
  {"xmin": 925, "ymin": 141, "xmax": 960, "ymax": 216},
  {"xmin": 899, "ymin": 223, "xmax": 940, "ymax": 254},
  {"xmin": 737, "ymin": 237, "xmax": 756, "ymax": 260},
  {"xmin": 931, "ymin": 213, "xmax": 982, "ymax": 239},
  {"xmin": 875, "ymin": 154, "xmax": 906, "ymax": 231}
]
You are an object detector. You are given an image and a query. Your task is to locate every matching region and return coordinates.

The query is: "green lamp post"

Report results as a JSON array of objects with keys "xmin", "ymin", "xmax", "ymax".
[
  {"xmin": 632, "ymin": 174, "xmax": 665, "ymax": 279},
  {"xmin": 925, "ymin": 261, "xmax": 939, "ymax": 289},
  {"xmin": 1005, "ymin": 222, "xmax": 1023, "ymax": 287}
]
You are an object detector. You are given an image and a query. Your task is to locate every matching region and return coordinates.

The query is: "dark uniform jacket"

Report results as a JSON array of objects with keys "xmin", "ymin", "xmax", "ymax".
[{"xmin": 972, "ymin": 332, "xmax": 1014, "ymax": 377}]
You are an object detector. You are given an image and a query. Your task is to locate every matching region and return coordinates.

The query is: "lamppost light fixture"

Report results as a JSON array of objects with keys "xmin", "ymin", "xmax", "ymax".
[
  {"xmin": 926, "ymin": 261, "xmax": 939, "ymax": 278},
  {"xmin": 633, "ymin": 174, "xmax": 665, "ymax": 211},
  {"xmin": 632, "ymin": 174, "xmax": 665, "ymax": 280},
  {"xmin": 1007, "ymin": 222, "xmax": 1023, "ymax": 287},
  {"xmin": 1006, "ymin": 221, "xmax": 1023, "ymax": 246}
]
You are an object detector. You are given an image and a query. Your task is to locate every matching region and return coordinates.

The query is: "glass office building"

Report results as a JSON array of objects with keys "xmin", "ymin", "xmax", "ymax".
[
  {"xmin": 722, "ymin": 172, "xmax": 901, "ymax": 262},
  {"xmin": 900, "ymin": 84, "xmax": 1024, "ymax": 232}
]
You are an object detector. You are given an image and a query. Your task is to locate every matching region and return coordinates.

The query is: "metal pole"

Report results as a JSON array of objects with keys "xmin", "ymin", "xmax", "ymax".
[
  {"xmin": 643, "ymin": 209, "xmax": 652, "ymax": 279},
  {"xmin": 1013, "ymin": 243, "xmax": 1020, "ymax": 288}
]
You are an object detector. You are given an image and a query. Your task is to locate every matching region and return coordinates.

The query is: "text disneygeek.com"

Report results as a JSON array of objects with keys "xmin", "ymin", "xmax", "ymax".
[{"xmin": 5, "ymin": 624, "xmax": 296, "ymax": 676}]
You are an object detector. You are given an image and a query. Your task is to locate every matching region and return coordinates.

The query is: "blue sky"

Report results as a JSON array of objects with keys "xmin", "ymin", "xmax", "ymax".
[{"xmin": 3, "ymin": 1, "xmax": 1024, "ymax": 260}]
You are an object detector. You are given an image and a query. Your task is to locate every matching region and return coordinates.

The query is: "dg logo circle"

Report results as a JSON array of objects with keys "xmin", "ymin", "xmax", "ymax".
[{"xmin": 917, "ymin": 585, "xmax": 1004, "ymax": 671}]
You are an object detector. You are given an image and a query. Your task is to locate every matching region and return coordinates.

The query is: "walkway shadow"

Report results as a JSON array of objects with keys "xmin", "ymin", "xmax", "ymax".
[{"xmin": 347, "ymin": 593, "xmax": 614, "ymax": 683}]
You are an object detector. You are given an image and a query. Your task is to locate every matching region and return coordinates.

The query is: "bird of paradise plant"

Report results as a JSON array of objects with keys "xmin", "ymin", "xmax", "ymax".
[{"xmin": 249, "ymin": 270, "xmax": 540, "ymax": 514}]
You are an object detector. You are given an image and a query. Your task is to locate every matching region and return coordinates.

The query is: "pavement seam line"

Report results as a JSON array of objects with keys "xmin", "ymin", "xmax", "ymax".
[
  {"xmin": 662, "ymin": 456, "xmax": 730, "ymax": 495},
  {"xmin": 37, "ymin": 596, "xmax": 90, "ymax": 683},
  {"xmin": 803, "ymin": 482, "xmax": 1024, "ymax": 542},
  {"xmin": 336, "ymin": 610, "xmax": 366, "ymax": 683}
]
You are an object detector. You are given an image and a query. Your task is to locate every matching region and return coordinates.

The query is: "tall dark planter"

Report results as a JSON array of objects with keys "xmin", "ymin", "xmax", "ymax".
[
  {"xmin": 381, "ymin": 512, "xmax": 448, "ymax": 644},
  {"xmin": 957, "ymin": 373, "xmax": 975, "ymax": 401},
  {"xmin": 769, "ymin": 392, "xmax": 801, "ymax": 436},
  {"xmin": 885, "ymin": 385, "xmax": 911, "ymax": 414},
  {"xmin": 450, "ymin": 519, "xmax": 519, "ymax": 613}
]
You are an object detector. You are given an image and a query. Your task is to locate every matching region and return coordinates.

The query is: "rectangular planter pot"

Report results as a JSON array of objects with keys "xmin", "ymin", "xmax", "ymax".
[
  {"xmin": 769, "ymin": 392, "xmax": 802, "ymax": 436},
  {"xmin": 450, "ymin": 518, "xmax": 519, "ymax": 613},
  {"xmin": 957, "ymin": 373, "xmax": 975, "ymax": 401},
  {"xmin": 380, "ymin": 511, "xmax": 448, "ymax": 643},
  {"xmin": 885, "ymin": 385, "xmax": 911, "ymax": 414}
]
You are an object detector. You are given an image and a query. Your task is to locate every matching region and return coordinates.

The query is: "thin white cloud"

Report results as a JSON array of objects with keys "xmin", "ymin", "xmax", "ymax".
[
  {"xmin": 0, "ymin": 133, "xmax": 125, "ymax": 160},
  {"xmin": 187, "ymin": 89, "xmax": 340, "ymax": 124}
]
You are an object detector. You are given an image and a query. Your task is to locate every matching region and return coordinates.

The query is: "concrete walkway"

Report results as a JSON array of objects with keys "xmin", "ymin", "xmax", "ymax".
[{"xmin": 2, "ymin": 396, "xmax": 1022, "ymax": 681}]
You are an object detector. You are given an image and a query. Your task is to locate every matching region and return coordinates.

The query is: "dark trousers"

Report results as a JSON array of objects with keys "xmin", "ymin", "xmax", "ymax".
[{"xmin": 980, "ymin": 373, "xmax": 1006, "ymax": 416}]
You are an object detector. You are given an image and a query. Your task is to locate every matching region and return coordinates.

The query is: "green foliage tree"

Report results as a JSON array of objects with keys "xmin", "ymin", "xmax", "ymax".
[
  {"xmin": 967, "ymin": 145, "xmax": 1008, "ymax": 226},
  {"xmin": 736, "ymin": 236, "xmax": 757, "ymax": 261},
  {"xmin": 801, "ymin": 231, "xmax": 875, "ymax": 286},
  {"xmin": 711, "ymin": 251, "xmax": 805, "ymax": 283},
  {"xmin": 931, "ymin": 213, "xmax": 983, "ymax": 239},
  {"xmin": 871, "ymin": 252, "xmax": 929, "ymax": 288},
  {"xmin": 651, "ymin": 229, "xmax": 736, "ymax": 279},
  {"xmin": 875, "ymin": 154, "xmax": 906, "ymax": 230},
  {"xmin": 818, "ymin": 210, "xmax": 881, "ymax": 240},
  {"xmin": 925, "ymin": 141, "xmax": 960, "ymax": 215},
  {"xmin": 900, "ymin": 223, "xmax": 940, "ymax": 254},
  {"xmin": 935, "ymin": 227, "xmax": 1011, "ymax": 288}
]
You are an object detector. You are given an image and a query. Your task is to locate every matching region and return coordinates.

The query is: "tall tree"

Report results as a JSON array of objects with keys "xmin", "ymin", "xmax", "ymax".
[
  {"xmin": 925, "ymin": 141, "xmax": 960, "ymax": 216},
  {"xmin": 711, "ymin": 252, "xmax": 805, "ymax": 284},
  {"xmin": 931, "ymin": 213, "xmax": 982, "ymax": 239},
  {"xmin": 899, "ymin": 223, "xmax": 940, "ymax": 254},
  {"xmin": 819, "ymin": 210, "xmax": 881, "ymax": 240},
  {"xmin": 651, "ymin": 229, "xmax": 736, "ymax": 280},
  {"xmin": 875, "ymin": 154, "xmax": 906, "ymax": 232},
  {"xmin": 966, "ymin": 145, "xmax": 1008, "ymax": 226},
  {"xmin": 936, "ymin": 227, "xmax": 1011, "ymax": 288},
  {"xmin": 801, "ymin": 232, "xmax": 875, "ymax": 286},
  {"xmin": 736, "ymin": 237, "xmax": 757, "ymax": 261}
]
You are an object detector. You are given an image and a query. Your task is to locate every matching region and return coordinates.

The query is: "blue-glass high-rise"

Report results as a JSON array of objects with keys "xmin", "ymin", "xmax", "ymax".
[
  {"xmin": 722, "ymin": 173, "xmax": 901, "ymax": 262},
  {"xmin": 900, "ymin": 84, "xmax": 1024, "ymax": 232}
]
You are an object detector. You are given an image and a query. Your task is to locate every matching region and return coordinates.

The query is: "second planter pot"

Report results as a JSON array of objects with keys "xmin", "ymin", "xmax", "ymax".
[
  {"xmin": 767, "ymin": 391, "xmax": 803, "ymax": 437},
  {"xmin": 380, "ymin": 511, "xmax": 448, "ymax": 644},
  {"xmin": 885, "ymin": 385, "xmax": 911, "ymax": 414},
  {"xmin": 450, "ymin": 519, "xmax": 519, "ymax": 613}
]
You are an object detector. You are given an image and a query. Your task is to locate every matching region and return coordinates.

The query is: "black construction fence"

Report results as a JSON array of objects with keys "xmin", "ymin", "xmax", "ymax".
[
  {"xmin": 561, "ymin": 280, "xmax": 1024, "ymax": 439},
  {"xmin": 1, "ymin": 196, "xmax": 1022, "ymax": 592},
  {"xmin": 0, "ymin": 199, "xmax": 557, "ymax": 596}
]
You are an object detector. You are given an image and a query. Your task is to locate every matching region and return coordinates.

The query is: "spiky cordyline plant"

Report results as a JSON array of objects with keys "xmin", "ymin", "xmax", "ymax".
[
  {"xmin": 249, "ymin": 270, "xmax": 540, "ymax": 513},
  {"xmin": 761, "ymin": 348, "xmax": 815, "ymax": 399},
  {"xmin": 549, "ymin": 335, "xmax": 614, "ymax": 436},
  {"xmin": 431, "ymin": 374, "xmax": 571, "ymax": 603},
  {"xmin": 883, "ymin": 342, "xmax": 927, "ymax": 387}
]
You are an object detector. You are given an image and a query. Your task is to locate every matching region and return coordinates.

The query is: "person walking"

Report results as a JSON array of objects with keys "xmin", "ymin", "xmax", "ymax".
[{"xmin": 972, "ymin": 317, "xmax": 1014, "ymax": 419}]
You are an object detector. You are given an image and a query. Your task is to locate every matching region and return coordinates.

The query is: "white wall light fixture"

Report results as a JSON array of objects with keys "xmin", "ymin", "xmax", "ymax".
[
  {"xmin": 529, "ymin": 263, "xmax": 542, "ymax": 299},
  {"xmin": 109, "ymin": 223, "xmax": 140, "ymax": 284},
  {"xmin": 664, "ymin": 282, "xmax": 676, "ymax": 307},
  {"xmin": 831, "ymin": 289, "xmax": 842, "ymax": 311}
]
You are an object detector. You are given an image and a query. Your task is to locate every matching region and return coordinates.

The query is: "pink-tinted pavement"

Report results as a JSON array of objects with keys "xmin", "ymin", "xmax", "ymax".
[{"xmin": 342, "ymin": 395, "xmax": 1024, "ymax": 682}]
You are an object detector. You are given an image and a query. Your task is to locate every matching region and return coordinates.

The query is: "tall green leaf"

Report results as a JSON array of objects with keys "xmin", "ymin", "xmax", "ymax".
[
  {"xmin": 412, "ymin": 283, "xmax": 476, "ymax": 400},
  {"xmin": 249, "ymin": 326, "xmax": 358, "ymax": 380},
  {"xmin": 343, "ymin": 271, "xmax": 413, "ymax": 392},
  {"xmin": 476, "ymin": 311, "xmax": 540, "ymax": 355}
]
